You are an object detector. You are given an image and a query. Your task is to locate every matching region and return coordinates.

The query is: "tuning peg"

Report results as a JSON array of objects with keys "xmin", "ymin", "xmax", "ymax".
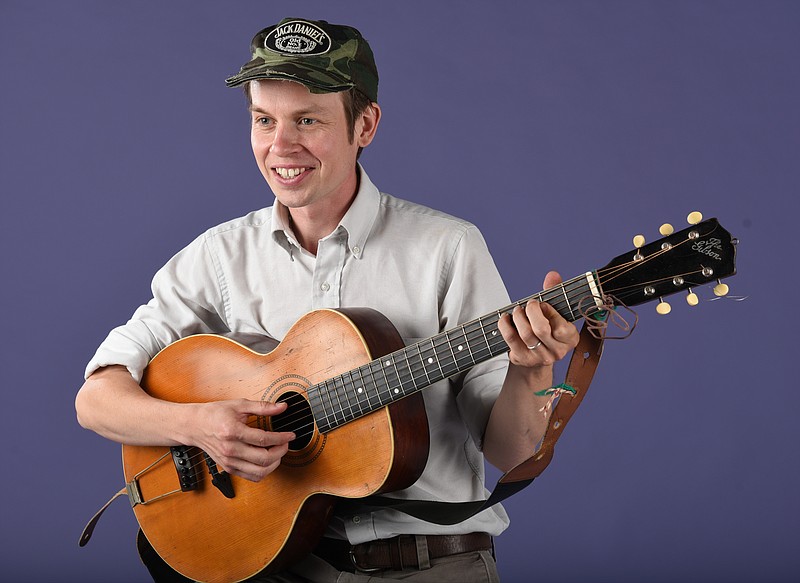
[
  {"xmin": 656, "ymin": 298, "xmax": 672, "ymax": 315},
  {"xmin": 714, "ymin": 280, "xmax": 730, "ymax": 296},
  {"xmin": 659, "ymin": 223, "xmax": 674, "ymax": 236},
  {"xmin": 686, "ymin": 289, "xmax": 699, "ymax": 306},
  {"xmin": 633, "ymin": 234, "xmax": 646, "ymax": 248},
  {"xmin": 687, "ymin": 211, "xmax": 703, "ymax": 225}
]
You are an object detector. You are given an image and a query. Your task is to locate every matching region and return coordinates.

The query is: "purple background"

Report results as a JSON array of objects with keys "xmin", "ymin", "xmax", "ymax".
[{"xmin": 1, "ymin": 1, "xmax": 798, "ymax": 582}]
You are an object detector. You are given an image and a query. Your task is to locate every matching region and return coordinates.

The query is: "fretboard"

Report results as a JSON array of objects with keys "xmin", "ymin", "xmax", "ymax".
[{"xmin": 309, "ymin": 272, "xmax": 601, "ymax": 433}]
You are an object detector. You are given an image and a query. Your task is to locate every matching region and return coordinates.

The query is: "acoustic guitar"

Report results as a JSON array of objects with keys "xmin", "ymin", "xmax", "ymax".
[{"xmin": 118, "ymin": 215, "xmax": 737, "ymax": 582}]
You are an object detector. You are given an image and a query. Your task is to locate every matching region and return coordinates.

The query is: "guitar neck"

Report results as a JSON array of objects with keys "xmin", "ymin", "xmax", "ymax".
[{"xmin": 309, "ymin": 272, "xmax": 601, "ymax": 433}]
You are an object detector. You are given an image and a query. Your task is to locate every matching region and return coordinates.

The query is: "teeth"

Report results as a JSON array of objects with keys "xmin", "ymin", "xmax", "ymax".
[{"xmin": 276, "ymin": 167, "xmax": 306, "ymax": 179}]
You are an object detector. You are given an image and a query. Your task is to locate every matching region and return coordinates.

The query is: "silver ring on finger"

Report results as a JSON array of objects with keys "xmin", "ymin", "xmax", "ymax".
[{"xmin": 527, "ymin": 341, "xmax": 542, "ymax": 350}]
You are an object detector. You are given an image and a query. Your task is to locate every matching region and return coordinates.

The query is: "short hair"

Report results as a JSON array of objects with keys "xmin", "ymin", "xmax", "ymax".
[{"xmin": 243, "ymin": 82, "xmax": 373, "ymax": 159}]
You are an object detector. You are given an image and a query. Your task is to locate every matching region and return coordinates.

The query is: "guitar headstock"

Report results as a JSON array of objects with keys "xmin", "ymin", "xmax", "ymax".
[{"xmin": 596, "ymin": 213, "xmax": 737, "ymax": 313}]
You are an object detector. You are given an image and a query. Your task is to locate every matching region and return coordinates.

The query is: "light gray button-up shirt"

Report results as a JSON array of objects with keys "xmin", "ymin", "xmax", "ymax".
[{"xmin": 86, "ymin": 166, "xmax": 512, "ymax": 542}]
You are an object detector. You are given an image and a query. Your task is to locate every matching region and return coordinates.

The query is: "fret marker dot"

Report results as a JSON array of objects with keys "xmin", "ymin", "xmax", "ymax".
[
  {"xmin": 394, "ymin": 388, "xmax": 400, "ymax": 394},
  {"xmin": 458, "ymin": 345, "xmax": 463, "ymax": 351},
  {"xmin": 384, "ymin": 360, "xmax": 391, "ymax": 366},
  {"xmin": 427, "ymin": 357, "xmax": 434, "ymax": 364},
  {"xmin": 357, "ymin": 388, "xmax": 363, "ymax": 394},
  {"xmin": 492, "ymin": 330, "xmax": 497, "ymax": 336}
]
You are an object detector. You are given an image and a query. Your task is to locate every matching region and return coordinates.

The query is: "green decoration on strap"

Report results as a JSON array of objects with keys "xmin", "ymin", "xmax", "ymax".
[{"xmin": 534, "ymin": 383, "xmax": 577, "ymax": 397}]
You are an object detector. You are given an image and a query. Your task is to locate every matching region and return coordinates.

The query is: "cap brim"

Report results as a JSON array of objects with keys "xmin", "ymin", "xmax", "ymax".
[{"xmin": 226, "ymin": 61, "xmax": 354, "ymax": 93}]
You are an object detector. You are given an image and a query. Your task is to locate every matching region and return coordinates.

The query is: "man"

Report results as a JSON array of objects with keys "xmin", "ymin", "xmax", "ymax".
[{"xmin": 76, "ymin": 17, "xmax": 579, "ymax": 582}]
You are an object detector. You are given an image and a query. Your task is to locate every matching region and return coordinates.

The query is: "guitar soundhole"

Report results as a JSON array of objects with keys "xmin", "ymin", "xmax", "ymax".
[{"xmin": 272, "ymin": 391, "xmax": 314, "ymax": 451}]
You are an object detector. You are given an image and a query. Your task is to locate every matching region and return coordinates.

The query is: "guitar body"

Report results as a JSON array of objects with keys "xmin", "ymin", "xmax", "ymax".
[{"xmin": 121, "ymin": 308, "xmax": 430, "ymax": 583}]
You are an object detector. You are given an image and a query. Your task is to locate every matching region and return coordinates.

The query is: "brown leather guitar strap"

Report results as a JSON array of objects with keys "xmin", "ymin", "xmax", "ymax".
[
  {"xmin": 500, "ymin": 320, "xmax": 605, "ymax": 484},
  {"xmin": 347, "ymin": 322, "xmax": 604, "ymax": 524}
]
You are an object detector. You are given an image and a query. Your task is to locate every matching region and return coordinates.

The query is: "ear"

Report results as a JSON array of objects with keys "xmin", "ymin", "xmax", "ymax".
[{"xmin": 356, "ymin": 102, "xmax": 382, "ymax": 148}]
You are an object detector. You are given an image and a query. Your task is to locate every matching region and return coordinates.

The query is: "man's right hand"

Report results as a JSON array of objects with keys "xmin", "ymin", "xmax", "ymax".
[
  {"xmin": 187, "ymin": 399, "xmax": 295, "ymax": 482},
  {"xmin": 76, "ymin": 366, "xmax": 295, "ymax": 482}
]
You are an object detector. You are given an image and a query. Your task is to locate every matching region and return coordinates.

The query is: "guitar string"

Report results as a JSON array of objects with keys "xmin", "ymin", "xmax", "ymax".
[
  {"xmin": 177, "ymin": 272, "xmax": 637, "ymax": 473},
  {"xmin": 178, "ymin": 270, "xmax": 656, "ymax": 472},
  {"xmin": 175, "ymin": 277, "xmax": 595, "ymax": 470},
  {"xmin": 176, "ymin": 235, "xmax": 720, "ymax": 472},
  {"xmin": 266, "ymin": 243, "xmax": 715, "ymax": 441},
  {"xmin": 177, "ymin": 277, "xmax": 700, "ymax": 476}
]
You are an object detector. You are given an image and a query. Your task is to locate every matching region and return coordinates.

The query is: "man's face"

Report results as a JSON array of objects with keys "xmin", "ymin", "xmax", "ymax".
[{"xmin": 248, "ymin": 80, "xmax": 374, "ymax": 216}]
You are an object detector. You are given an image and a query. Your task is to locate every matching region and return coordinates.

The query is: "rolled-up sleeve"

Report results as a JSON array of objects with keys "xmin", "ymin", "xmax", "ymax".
[
  {"xmin": 85, "ymin": 232, "xmax": 228, "ymax": 382},
  {"xmin": 439, "ymin": 225, "xmax": 511, "ymax": 449}
]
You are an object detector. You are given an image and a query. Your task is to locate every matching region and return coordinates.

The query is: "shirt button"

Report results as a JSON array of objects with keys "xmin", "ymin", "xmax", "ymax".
[
  {"xmin": 320, "ymin": 282, "xmax": 331, "ymax": 292},
  {"xmin": 352, "ymin": 246, "xmax": 360, "ymax": 256},
  {"xmin": 352, "ymin": 516, "xmax": 361, "ymax": 524}
]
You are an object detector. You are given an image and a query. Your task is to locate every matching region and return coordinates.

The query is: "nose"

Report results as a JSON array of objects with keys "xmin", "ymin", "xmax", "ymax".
[{"xmin": 270, "ymin": 122, "xmax": 301, "ymax": 156}]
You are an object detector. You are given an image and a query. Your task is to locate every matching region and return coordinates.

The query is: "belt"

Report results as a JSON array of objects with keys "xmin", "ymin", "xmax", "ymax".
[{"xmin": 313, "ymin": 533, "xmax": 493, "ymax": 572}]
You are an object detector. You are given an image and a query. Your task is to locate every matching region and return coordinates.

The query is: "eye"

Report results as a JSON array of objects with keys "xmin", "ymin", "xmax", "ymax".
[
  {"xmin": 253, "ymin": 116, "xmax": 272, "ymax": 127},
  {"xmin": 299, "ymin": 118, "xmax": 316, "ymax": 126}
]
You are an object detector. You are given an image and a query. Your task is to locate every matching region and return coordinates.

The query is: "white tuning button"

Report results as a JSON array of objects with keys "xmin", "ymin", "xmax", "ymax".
[
  {"xmin": 659, "ymin": 223, "xmax": 674, "ymax": 236},
  {"xmin": 656, "ymin": 299, "xmax": 672, "ymax": 315},
  {"xmin": 714, "ymin": 281, "xmax": 730, "ymax": 296},
  {"xmin": 687, "ymin": 211, "xmax": 703, "ymax": 225},
  {"xmin": 633, "ymin": 234, "xmax": 646, "ymax": 248},
  {"xmin": 686, "ymin": 290, "xmax": 699, "ymax": 306}
]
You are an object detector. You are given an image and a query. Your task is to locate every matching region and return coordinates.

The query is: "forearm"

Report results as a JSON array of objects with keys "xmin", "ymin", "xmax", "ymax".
[
  {"xmin": 75, "ymin": 365, "xmax": 195, "ymax": 446},
  {"xmin": 482, "ymin": 363, "xmax": 555, "ymax": 471}
]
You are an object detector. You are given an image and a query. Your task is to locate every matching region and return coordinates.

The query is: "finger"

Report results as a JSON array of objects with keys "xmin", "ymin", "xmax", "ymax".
[
  {"xmin": 497, "ymin": 312, "xmax": 530, "ymax": 353},
  {"xmin": 522, "ymin": 301, "xmax": 555, "ymax": 346},
  {"xmin": 239, "ymin": 425, "xmax": 296, "ymax": 448},
  {"xmin": 218, "ymin": 456, "xmax": 276, "ymax": 483},
  {"xmin": 513, "ymin": 304, "xmax": 548, "ymax": 349},
  {"xmin": 235, "ymin": 399, "xmax": 289, "ymax": 418},
  {"xmin": 499, "ymin": 311, "xmax": 554, "ymax": 366},
  {"xmin": 538, "ymin": 303, "xmax": 580, "ymax": 347},
  {"xmin": 542, "ymin": 270, "xmax": 563, "ymax": 290},
  {"xmin": 216, "ymin": 439, "xmax": 291, "ymax": 480}
]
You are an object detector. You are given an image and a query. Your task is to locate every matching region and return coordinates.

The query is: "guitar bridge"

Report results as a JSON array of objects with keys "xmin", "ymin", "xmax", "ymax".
[{"xmin": 171, "ymin": 446, "xmax": 200, "ymax": 492}]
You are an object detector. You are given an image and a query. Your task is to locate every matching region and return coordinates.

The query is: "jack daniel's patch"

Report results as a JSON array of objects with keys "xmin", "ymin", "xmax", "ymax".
[{"xmin": 265, "ymin": 20, "xmax": 331, "ymax": 56}]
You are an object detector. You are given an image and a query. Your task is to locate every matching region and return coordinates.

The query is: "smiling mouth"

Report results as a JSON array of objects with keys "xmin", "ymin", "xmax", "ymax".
[{"xmin": 274, "ymin": 167, "xmax": 310, "ymax": 179}]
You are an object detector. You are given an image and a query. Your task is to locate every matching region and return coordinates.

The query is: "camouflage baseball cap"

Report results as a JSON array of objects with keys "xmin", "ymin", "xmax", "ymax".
[{"xmin": 225, "ymin": 18, "xmax": 378, "ymax": 102}]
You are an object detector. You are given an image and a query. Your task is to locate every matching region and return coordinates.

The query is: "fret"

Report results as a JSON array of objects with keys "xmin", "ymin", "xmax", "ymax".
[
  {"xmin": 321, "ymin": 379, "xmax": 339, "ymax": 426},
  {"xmin": 349, "ymin": 366, "xmax": 369, "ymax": 417},
  {"xmin": 408, "ymin": 344, "xmax": 431, "ymax": 388},
  {"xmin": 448, "ymin": 327, "xmax": 475, "ymax": 370},
  {"xmin": 482, "ymin": 312, "xmax": 507, "ymax": 355},
  {"xmin": 463, "ymin": 320, "xmax": 491, "ymax": 362},
  {"xmin": 433, "ymin": 333, "xmax": 459, "ymax": 377},
  {"xmin": 457, "ymin": 324, "xmax": 478, "ymax": 367},
  {"xmin": 371, "ymin": 358, "xmax": 395, "ymax": 406},
  {"xmin": 560, "ymin": 283, "xmax": 576, "ymax": 320},
  {"xmin": 352, "ymin": 366, "xmax": 373, "ymax": 412},
  {"xmin": 351, "ymin": 368, "xmax": 377, "ymax": 413},
  {"xmin": 340, "ymin": 371, "xmax": 360, "ymax": 422},
  {"xmin": 312, "ymin": 381, "xmax": 336, "ymax": 433},
  {"xmin": 370, "ymin": 364, "xmax": 393, "ymax": 407},
  {"xmin": 418, "ymin": 337, "xmax": 445, "ymax": 383},
  {"xmin": 330, "ymin": 376, "xmax": 349, "ymax": 426},
  {"xmin": 381, "ymin": 354, "xmax": 406, "ymax": 408},
  {"xmin": 393, "ymin": 351, "xmax": 418, "ymax": 395},
  {"xmin": 307, "ymin": 387, "xmax": 328, "ymax": 430},
  {"xmin": 475, "ymin": 318, "xmax": 494, "ymax": 359}
]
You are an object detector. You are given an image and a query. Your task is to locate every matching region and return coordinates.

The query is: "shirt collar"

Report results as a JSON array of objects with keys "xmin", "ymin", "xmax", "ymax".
[
  {"xmin": 270, "ymin": 163, "xmax": 380, "ymax": 259},
  {"xmin": 339, "ymin": 164, "xmax": 379, "ymax": 259}
]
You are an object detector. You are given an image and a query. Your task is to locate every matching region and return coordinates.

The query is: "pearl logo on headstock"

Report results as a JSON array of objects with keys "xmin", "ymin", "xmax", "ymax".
[{"xmin": 692, "ymin": 238, "xmax": 723, "ymax": 261}]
